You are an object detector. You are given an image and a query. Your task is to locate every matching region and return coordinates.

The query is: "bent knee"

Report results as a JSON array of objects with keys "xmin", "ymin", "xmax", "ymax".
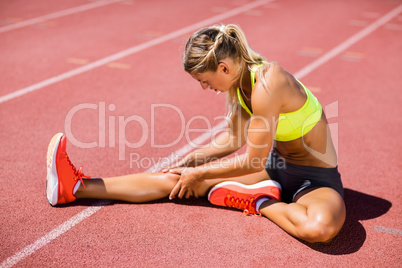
[
  {"xmin": 299, "ymin": 225, "xmax": 337, "ymax": 243},
  {"xmin": 298, "ymin": 218, "xmax": 344, "ymax": 243}
]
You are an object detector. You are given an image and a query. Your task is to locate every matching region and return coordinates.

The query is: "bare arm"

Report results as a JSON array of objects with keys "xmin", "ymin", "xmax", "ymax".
[
  {"xmin": 169, "ymin": 69, "xmax": 286, "ymax": 199},
  {"xmin": 196, "ymin": 84, "xmax": 281, "ymax": 179},
  {"xmin": 165, "ymin": 105, "xmax": 249, "ymax": 169}
]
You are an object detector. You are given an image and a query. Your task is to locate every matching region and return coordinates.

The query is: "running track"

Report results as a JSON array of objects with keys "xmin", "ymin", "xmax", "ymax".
[{"xmin": 1, "ymin": 0, "xmax": 401, "ymax": 267}]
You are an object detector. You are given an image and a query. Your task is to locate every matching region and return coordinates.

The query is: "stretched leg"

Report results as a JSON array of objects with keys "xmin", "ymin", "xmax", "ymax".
[
  {"xmin": 75, "ymin": 173, "xmax": 179, "ymax": 203},
  {"xmin": 47, "ymin": 132, "xmax": 270, "ymax": 205},
  {"xmin": 75, "ymin": 169, "xmax": 270, "ymax": 203},
  {"xmin": 259, "ymin": 187, "xmax": 346, "ymax": 243}
]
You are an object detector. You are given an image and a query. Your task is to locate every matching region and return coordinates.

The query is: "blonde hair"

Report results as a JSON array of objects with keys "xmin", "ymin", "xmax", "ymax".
[{"xmin": 182, "ymin": 24, "xmax": 271, "ymax": 117}]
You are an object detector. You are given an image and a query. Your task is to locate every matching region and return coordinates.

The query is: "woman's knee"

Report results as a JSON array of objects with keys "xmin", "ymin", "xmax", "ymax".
[
  {"xmin": 298, "ymin": 215, "xmax": 344, "ymax": 243},
  {"xmin": 153, "ymin": 172, "xmax": 180, "ymax": 191},
  {"xmin": 295, "ymin": 188, "xmax": 346, "ymax": 243}
]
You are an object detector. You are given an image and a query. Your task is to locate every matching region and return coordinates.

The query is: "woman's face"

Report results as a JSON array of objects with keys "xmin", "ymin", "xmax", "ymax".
[{"xmin": 191, "ymin": 60, "xmax": 238, "ymax": 93}]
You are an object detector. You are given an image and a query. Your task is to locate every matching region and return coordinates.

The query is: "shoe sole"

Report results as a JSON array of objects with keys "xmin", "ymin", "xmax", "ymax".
[
  {"xmin": 46, "ymin": 133, "xmax": 63, "ymax": 206},
  {"xmin": 207, "ymin": 180, "xmax": 282, "ymax": 201}
]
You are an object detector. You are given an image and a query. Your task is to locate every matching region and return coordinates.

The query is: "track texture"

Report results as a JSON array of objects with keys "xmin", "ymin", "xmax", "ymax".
[{"xmin": 1, "ymin": 0, "xmax": 401, "ymax": 267}]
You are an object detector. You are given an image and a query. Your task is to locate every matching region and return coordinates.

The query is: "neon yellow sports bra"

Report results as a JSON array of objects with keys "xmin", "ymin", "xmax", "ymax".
[{"xmin": 237, "ymin": 67, "xmax": 322, "ymax": 142}]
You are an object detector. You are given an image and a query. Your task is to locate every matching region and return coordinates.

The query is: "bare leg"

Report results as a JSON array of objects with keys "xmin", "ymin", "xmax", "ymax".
[
  {"xmin": 75, "ymin": 169, "xmax": 270, "ymax": 203},
  {"xmin": 75, "ymin": 173, "xmax": 180, "ymax": 203},
  {"xmin": 76, "ymin": 170, "xmax": 344, "ymax": 243},
  {"xmin": 259, "ymin": 187, "xmax": 346, "ymax": 243}
]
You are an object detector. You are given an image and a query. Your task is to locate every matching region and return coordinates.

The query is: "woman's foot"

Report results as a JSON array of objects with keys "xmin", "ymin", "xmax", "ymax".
[
  {"xmin": 208, "ymin": 180, "xmax": 281, "ymax": 215},
  {"xmin": 46, "ymin": 133, "xmax": 90, "ymax": 206}
]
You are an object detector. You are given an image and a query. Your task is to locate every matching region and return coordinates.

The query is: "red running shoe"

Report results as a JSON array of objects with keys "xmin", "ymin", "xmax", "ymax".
[
  {"xmin": 208, "ymin": 180, "xmax": 281, "ymax": 215},
  {"xmin": 46, "ymin": 133, "xmax": 90, "ymax": 206}
]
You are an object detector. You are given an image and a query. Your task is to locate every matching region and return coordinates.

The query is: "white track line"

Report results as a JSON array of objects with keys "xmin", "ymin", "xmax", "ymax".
[
  {"xmin": 0, "ymin": 0, "xmax": 274, "ymax": 105},
  {"xmin": 2, "ymin": 3, "xmax": 401, "ymax": 268},
  {"xmin": 0, "ymin": 1, "xmax": 270, "ymax": 267},
  {"xmin": 373, "ymin": 226, "xmax": 402, "ymax": 235},
  {"xmin": 0, "ymin": 203, "xmax": 107, "ymax": 268},
  {"xmin": 0, "ymin": 121, "xmax": 227, "ymax": 268},
  {"xmin": 0, "ymin": 0, "xmax": 124, "ymax": 34},
  {"xmin": 294, "ymin": 4, "xmax": 402, "ymax": 79}
]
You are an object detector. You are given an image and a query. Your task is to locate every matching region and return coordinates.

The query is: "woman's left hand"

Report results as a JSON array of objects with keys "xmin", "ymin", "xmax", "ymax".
[{"xmin": 169, "ymin": 167, "xmax": 202, "ymax": 199}]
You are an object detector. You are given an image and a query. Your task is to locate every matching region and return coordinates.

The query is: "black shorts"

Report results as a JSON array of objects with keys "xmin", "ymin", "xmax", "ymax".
[{"xmin": 265, "ymin": 150, "xmax": 344, "ymax": 203}]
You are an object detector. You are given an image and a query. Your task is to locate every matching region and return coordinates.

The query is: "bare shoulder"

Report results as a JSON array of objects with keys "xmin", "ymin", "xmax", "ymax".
[
  {"xmin": 251, "ymin": 63, "xmax": 290, "ymax": 113},
  {"xmin": 264, "ymin": 63, "xmax": 293, "ymax": 91}
]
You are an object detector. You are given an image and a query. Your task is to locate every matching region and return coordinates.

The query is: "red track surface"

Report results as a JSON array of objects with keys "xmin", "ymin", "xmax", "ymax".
[{"xmin": 1, "ymin": 0, "xmax": 401, "ymax": 267}]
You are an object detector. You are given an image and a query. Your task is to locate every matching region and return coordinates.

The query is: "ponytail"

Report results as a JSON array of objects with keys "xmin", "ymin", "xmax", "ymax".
[{"xmin": 183, "ymin": 24, "xmax": 272, "ymax": 118}]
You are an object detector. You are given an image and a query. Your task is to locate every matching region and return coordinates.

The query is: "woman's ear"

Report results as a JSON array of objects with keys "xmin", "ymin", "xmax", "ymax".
[{"xmin": 218, "ymin": 61, "xmax": 230, "ymax": 74}]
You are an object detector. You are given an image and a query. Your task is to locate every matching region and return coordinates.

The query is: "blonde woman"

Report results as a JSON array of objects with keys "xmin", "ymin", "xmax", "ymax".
[{"xmin": 47, "ymin": 24, "xmax": 345, "ymax": 243}]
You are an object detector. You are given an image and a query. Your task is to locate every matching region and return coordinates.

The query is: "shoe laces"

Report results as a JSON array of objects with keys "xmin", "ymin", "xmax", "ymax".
[
  {"xmin": 225, "ymin": 194, "xmax": 261, "ymax": 216},
  {"xmin": 65, "ymin": 154, "xmax": 90, "ymax": 188}
]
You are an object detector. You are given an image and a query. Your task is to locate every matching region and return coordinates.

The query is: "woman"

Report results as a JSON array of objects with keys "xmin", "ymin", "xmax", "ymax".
[{"xmin": 46, "ymin": 24, "xmax": 345, "ymax": 243}]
